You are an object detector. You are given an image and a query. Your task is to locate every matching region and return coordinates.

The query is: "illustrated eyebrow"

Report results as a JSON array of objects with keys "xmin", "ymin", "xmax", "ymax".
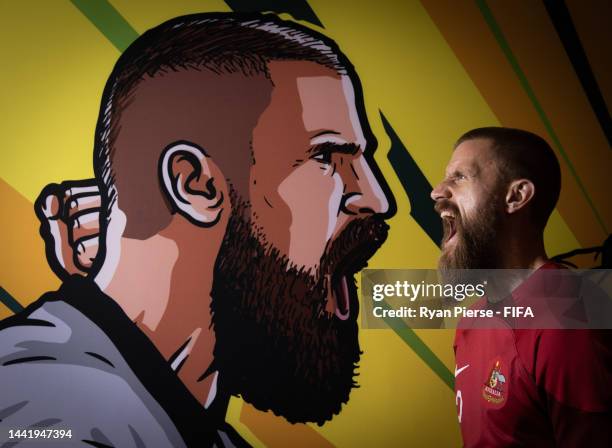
[
  {"xmin": 307, "ymin": 142, "xmax": 361, "ymax": 156},
  {"xmin": 311, "ymin": 129, "xmax": 341, "ymax": 138}
]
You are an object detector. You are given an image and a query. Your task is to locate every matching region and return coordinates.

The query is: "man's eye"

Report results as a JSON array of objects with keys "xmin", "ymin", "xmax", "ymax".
[{"xmin": 313, "ymin": 152, "xmax": 333, "ymax": 164}]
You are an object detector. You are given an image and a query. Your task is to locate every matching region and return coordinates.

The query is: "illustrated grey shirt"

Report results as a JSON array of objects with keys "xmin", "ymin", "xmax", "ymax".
[{"xmin": 0, "ymin": 276, "xmax": 247, "ymax": 448}]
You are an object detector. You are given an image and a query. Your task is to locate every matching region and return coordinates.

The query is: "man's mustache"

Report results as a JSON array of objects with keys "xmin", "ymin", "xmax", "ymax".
[
  {"xmin": 321, "ymin": 216, "xmax": 389, "ymax": 277},
  {"xmin": 434, "ymin": 199, "xmax": 460, "ymax": 217}
]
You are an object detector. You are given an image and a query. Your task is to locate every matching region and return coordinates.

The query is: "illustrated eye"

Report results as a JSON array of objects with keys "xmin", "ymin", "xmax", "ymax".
[{"xmin": 313, "ymin": 151, "xmax": 333, "ymax": 164}]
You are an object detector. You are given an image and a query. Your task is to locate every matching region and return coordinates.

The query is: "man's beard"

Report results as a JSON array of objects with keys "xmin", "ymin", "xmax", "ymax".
[
  {"xmin": 437, "ymin": 195, "xmax": 503, "ymax": 273},
  {"xmin": 210, "ymin": 194, "xmax": 388, "ymax": 425}
]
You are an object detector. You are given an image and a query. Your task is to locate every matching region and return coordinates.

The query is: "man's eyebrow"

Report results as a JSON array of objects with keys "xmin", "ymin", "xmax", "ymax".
[
  {"xmin": 446, "ymin": 167, "xmax": 476, "ymax": 179},
  {"xmin": 307, "ymin": 142, "xmax": 362, "ymax": 156}
]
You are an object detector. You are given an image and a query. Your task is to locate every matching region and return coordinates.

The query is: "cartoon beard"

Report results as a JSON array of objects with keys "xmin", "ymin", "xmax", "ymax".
[{"xmin": 210, "ymin": 191, "xmax": 388, "ymax": 425}]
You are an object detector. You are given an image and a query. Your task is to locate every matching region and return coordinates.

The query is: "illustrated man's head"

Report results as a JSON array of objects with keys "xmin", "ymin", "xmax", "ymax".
[
  {"xmin": 92, "ymin": 13, "xmax": 393, "ymax": 425},
  {"xmin": 431, "ymin": 127, "xmax": 561, "ymax": 270}
]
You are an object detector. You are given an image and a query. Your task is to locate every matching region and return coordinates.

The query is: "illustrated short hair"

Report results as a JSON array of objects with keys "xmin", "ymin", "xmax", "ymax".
[
  {"xmin": 93, "ymin": 12, "xmax": 353, "ymax": 224},
  {"xmin": 455, "ymin": 127, "xmax": 562, "ymax": 230}
]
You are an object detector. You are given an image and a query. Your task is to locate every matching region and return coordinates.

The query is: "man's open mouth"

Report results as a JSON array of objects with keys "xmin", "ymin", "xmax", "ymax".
[{"xmin": 441, "ymin": 211, "xmax": 457, "ymax": 244}]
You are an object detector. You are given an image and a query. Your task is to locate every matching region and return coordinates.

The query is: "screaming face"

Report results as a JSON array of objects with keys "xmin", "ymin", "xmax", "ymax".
[
  {"xmin": 432, "ymin": 138, "xmax": 506, "ymax": 271},
  {"xmin": 211, "ymin": 61, "xmax": 392, "ymax": 424},
  {"xmin": 211, "ymin": 193, "xmax": 388, "ymax": 425}
]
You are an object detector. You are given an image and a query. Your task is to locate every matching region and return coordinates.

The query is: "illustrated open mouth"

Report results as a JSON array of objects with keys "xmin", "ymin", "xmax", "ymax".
[
  {"xmin": 331, "ymin": 274, "xmax": 350, "ymax": 320},
  {"xmin": 327, "ymin": 239, "xmax": 377, "ymax": 321},
  {"xmin": 322, "ymin": 218, "xmax": 389, "ymax": 321}
]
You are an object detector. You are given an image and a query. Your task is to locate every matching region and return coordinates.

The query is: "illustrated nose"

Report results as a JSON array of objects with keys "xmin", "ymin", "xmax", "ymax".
[
  {"xmin": 431, "ymin": 180, "xmax": 450, "ymax": 202},
  {"xmin": 342, "ymin": 157, "xmax": 390, "ymax": 216}
]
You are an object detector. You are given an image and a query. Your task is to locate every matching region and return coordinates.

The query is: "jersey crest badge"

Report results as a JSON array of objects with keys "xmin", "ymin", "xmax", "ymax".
[{"xmin": 482, "ymin": 360, "xmax": 506, "ymax": 404}]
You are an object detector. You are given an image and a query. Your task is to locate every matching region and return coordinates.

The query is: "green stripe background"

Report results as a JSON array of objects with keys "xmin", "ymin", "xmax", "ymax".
[
  {"xmin": 476, "ymin": 0, "xmax": 608, "ymax": 235},
  {"xmin": 70, "ymin": 0, "xmax": 138, "ymax": 52},
  {"xmin": 0, "ymin": 287, "xmax": 23, "ymax": 314}
]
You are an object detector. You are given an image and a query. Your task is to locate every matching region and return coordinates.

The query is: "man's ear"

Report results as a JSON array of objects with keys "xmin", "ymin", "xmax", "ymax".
[
  {"xmin": 505, "ymin": 179, "xmax": 535, "ymax": 215},
  {"xmin": 160, "ymin": 141, "xmax": 225, "ymax": 227}
]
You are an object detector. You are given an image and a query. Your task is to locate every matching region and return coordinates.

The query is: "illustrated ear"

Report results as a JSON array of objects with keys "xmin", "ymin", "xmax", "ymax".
[
  {"xmin": 505, "ymin": 179, "xmax": 535, "ymax": 215},
  {"xmin": 160, "ymin": 141, "xmax": 225, "ymax": 227}
]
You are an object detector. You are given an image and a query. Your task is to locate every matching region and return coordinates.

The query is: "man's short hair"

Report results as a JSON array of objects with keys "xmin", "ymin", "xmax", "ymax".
[
  {"xmin": 455, "ymin": 127, "xmax": 561, "ymax": 230},
  {"xmin": 93, "ymin": 12, "xmax": 353, "ymax": 224}
]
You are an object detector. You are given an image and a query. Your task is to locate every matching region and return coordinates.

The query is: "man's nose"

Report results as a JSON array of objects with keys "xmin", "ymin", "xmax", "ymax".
[
  {"xmin": 342, "ymin": 157, "xmax": 390, "ymax": 216},
  {"xmin": 431, "ymin": 180, "xmax": 450, "ymax": 202}
]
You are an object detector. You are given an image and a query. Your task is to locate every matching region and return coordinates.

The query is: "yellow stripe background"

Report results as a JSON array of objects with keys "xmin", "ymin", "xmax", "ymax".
[{"xmin": 1, "ymin": 1, "xmax": 609, "ymax": 446}]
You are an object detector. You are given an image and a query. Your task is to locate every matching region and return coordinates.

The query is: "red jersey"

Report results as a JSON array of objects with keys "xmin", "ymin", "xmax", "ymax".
[{"xmin": 454, "ymin": 263, "xmax": 612, "ymax": 447}]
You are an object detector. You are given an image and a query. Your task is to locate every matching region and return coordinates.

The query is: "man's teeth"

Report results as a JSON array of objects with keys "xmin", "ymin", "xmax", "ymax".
[{"xmin": 441, "ymin": 211, "xmax": 455, "ymax": 219}]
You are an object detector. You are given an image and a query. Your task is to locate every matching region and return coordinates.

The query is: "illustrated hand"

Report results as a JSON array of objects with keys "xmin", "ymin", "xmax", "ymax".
[{"xmin": 35, "ymin": 180, "xmax": 102, "ymax": 280}]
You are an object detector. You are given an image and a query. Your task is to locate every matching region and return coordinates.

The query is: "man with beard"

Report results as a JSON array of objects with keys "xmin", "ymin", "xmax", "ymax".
[
  {"xmin": 0, "ymin": 13, "xmax": 392, "ymax": 447},
  {"xmin": 431, "ymin": 127, "xmax": 612, "ymax": 447}
]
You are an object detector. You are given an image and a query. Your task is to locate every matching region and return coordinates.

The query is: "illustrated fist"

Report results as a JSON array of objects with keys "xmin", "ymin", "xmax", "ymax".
[{"xmin": 35, "ymin": 180, "xmax": 102, "ymax": 280}]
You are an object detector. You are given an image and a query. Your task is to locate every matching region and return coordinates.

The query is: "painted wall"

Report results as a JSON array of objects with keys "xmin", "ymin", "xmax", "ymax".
[{"xmin": 1, "ymin": 1, "xmax": 610, "ymax": 446}]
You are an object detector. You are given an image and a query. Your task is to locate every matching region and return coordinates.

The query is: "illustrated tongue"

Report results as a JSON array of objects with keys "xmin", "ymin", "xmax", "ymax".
[{"xmin": 335, "ymin": 276, "xmax": 350, "ymax": 320}]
